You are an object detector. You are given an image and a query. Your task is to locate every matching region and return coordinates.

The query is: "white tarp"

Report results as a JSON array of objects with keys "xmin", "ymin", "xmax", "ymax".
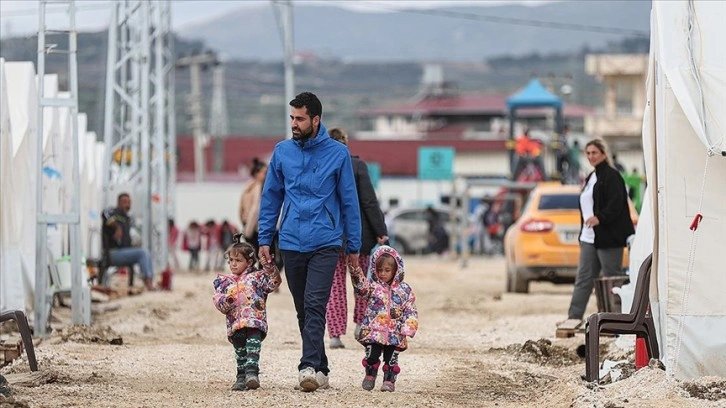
[
  {"xmin": 635, "ymin": 0, "xmax": 726, "ymax": 379},
  {"xmin": 0, "ymin": 57, "xmax": 25, "ymax": 312},
  {"xmin": 2, "ymin": 61, "xmax": 39, "ymax": 312}
]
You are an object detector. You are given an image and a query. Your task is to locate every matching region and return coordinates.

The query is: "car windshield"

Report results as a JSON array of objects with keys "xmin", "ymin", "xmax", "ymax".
[{"xmin": 537, "ymin": 194, "xmax": 580, "ymax": 210}]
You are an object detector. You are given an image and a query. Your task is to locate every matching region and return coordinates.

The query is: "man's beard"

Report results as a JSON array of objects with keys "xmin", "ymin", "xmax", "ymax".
[{"xmin": 292, "ymin": 125, "xmax": 315, "ymax": 141}]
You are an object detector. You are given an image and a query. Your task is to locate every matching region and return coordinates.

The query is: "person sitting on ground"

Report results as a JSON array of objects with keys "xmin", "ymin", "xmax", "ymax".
[
  {"xmin": 102, "ymin": 192, "xmax": 155, "ymax": 290},
  {"xmin": 350, "ymin": 245, "xmax": 418, "ymax": 392},
  {"xmin": 213, "ymin": 235, "xmax": 282, "ymax": 391}
]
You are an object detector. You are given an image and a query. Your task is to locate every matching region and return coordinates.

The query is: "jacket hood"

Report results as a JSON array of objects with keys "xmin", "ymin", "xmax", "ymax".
[{"xmin": 370, "ymin": 245, "xmax": 405, "ymax": 284}]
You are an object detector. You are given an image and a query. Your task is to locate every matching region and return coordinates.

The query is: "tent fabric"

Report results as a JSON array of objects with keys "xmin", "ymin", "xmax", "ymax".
[
  {"xmin": 633, "ymin": 0, "xmax": 726, "ymax": 379},
  {"xmin": 652, "ymin": 2, "xmax": 726, "ymax": 155},
  {"xmin": 506, "ymin": 79, "xmax": 563, "ymax": 109},
  {"xmin": 0, "ymin": 57, "xmax": 26, "ymax": 313},
  {"xmin": 2, "ymin": 61, "xmax": 39, "ymax": 312}
]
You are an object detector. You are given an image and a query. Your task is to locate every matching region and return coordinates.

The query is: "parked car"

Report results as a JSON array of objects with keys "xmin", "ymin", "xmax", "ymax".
[
  {"xmin": 503, "ymin": 183, "xmax": 638, "ymax": 293},
  {"xmin": 385, "ymin": 206, "xmax": 455, "ymax": 255}
]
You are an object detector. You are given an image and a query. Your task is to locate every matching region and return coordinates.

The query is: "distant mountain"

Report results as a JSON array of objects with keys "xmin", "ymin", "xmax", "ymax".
[{"xmin": 178, "ymin": 1, "xmax": 651, "ymax": 62}]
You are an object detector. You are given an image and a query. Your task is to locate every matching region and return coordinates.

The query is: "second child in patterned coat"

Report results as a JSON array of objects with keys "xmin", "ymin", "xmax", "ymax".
[
  {"xmin": 213, "ymin": 235, "xmax": 281, "ymax": 391},
  {"xmin": 350, "ymin": 245, "xmax": 418, "ymax": 392}
]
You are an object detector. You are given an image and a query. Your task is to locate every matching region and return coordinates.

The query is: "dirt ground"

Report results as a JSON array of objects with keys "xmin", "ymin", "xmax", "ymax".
[{"xmin": 2, "ymin": 256, "xmax": 725, "ymax": 408}]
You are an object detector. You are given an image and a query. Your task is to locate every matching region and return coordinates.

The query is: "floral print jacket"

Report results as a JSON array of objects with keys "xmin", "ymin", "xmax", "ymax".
[
  {"xmin": 212, "ymin": 264, "xmax": 281, "ymax": 339},
  {"xmin": 351, "ymin": 245, "xmax": 418, "ymax": 350}
]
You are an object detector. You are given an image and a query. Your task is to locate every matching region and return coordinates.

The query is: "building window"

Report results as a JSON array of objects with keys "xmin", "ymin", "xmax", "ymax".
[{"xmin": 615, "ymin": 80, "xmax": 634, "ymax": 116}]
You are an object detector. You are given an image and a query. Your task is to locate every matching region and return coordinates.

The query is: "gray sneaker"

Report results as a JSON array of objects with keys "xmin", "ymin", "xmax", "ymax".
[
  {"xmin": 316, "ymin": 371, "xmax": 330, "ymax": 389},
  {"xmin": 353, "ymin": 324, "xmax": 362, "ymax": 339},
  {"xmin": 329, "ymin": 337, "xmax": 345, "ymax": 349},
  {"xmin": 298, "ymin": 367, "xmax": 319, "ymax": 392}
]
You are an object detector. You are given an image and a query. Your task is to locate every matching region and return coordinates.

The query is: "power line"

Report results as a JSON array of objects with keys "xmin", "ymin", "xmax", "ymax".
[
  {"xmin": 336, "ymin": 2, "xmax": 649, "ymax": 38},
  {"xmin": 0, "ymin": 3, "xmax": 112, "ymax": 18}
]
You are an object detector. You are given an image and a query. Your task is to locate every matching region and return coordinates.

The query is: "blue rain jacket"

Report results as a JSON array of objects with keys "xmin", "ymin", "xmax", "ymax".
[{"xmin": 258, "ymin": 123, "xmax": 362, "ymax": 254}]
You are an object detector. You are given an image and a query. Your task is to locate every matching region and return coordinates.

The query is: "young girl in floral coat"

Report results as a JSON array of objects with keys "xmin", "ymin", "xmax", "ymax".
[
  {"xmin": 213, "ymin": 235, "xmax": 281, "ymax": 391},
  {"xmin": 350, "ymin": 245, "xmax": 418, "ymax": 392}
]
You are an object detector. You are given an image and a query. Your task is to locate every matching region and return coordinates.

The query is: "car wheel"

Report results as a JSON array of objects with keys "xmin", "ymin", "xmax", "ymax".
[
  {"xmin": 390, "ymin": 236, "xmax": 409, "ymax": 255},
  {"xmin": 506, "ymin": 261, "xmax": 529, "ymax": 293}
]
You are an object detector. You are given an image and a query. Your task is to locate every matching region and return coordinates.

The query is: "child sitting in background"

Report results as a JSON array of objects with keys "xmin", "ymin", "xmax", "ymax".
[
  {"xmin": 350, "ymin": 245, "xmax": 418, "ymax": 392},
  {"xmin": 213, "ymin": 234, "xmax": 281, "ymax": 391}
]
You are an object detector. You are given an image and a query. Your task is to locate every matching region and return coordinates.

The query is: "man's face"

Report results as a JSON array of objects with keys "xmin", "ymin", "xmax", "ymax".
[
  {"xmin": 290, "ymin": 106, "xmax": 319, "ymax": 140},
  {"xmin": 118, "ymin": 196, "xmax": 131, "ymax": 213}
]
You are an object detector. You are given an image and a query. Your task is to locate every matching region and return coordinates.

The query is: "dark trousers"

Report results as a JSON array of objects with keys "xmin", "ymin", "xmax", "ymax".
[{"xmin": 281, "ymin": 246, "xmax": 340, "ymax": 375}]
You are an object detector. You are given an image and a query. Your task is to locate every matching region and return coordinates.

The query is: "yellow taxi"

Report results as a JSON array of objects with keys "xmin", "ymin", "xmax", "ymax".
[{"xmin": 504, "ymin": 183, "xmax": 637, "ymax": 293}]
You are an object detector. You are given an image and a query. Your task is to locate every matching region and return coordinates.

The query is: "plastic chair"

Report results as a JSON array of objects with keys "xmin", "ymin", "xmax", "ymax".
[
  {"xmin": 96, "ymin": 214, "xmax": 136, "ymax": 287},
  {"xmin": 0, "ymin": 310, "xmax": 38, "ymax": 371},
  {"xmin": 584, "ymin": 254, "xmax": 659, "ymax": 383}
]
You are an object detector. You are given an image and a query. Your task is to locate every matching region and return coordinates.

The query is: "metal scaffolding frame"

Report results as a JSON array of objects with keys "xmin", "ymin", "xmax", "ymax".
[
  {"xmin": 35, "ymin": 0, "xmax": 89, "ymax": 336},
  {"xmin": 102, "ymin": 0, "xmax": 175, "ymax": 273}
]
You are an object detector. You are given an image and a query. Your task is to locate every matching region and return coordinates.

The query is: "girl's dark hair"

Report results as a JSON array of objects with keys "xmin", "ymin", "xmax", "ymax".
[
  {"xmin": 226, "ymin": 234, "xmax": 257, "ymax": 262},
  {"xmin": 250, "ymin": 157, "xmax": 267, "ymax": 177}
]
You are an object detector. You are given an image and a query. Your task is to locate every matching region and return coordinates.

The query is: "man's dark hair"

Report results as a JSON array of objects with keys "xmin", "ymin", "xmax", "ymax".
[
  {"xmin": 289, "ymin": 92, "xmax": 322, "ymax": 118},
  {"xmin": 117, "ymin": 192, "xmax": 130, "ymax": 202}
]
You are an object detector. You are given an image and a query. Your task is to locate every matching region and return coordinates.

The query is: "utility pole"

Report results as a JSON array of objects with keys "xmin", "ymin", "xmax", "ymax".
[
  {"xmin": 177, "ymin": 52, "xmax": 218, "ymax": 181},
  {"xmin": 209, "ymin": 63, "xmax": 229, "ymax": 172},
  {"xmin": 274, "ymin": 0, "xmax": 295, "ymax": 139}
]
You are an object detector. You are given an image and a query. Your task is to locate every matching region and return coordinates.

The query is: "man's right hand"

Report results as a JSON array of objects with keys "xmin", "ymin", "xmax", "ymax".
[
  {"xmin": 113, "ymin": 226, "xmax": 123, "ymax": 242},
  {"xmin": 258, "ymin": 245, "xmax": 271, "ymax": 267}
]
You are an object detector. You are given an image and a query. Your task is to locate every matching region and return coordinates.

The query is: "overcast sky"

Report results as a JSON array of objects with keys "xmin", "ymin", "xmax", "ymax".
[{"xmin": 0, "ymin": 0, "xmax": 558, "ymax": 38}]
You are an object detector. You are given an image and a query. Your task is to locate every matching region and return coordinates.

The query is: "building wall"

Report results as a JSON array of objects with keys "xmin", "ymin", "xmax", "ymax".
[{"xmin": 585, "ymin": 54, "xmax": 648, "ymax": 151}]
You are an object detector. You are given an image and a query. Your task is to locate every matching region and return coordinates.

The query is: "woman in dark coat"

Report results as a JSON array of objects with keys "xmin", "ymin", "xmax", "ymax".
[{"xmin": 567, "ymin": 139, "xmax": 635, "ymax": 320}]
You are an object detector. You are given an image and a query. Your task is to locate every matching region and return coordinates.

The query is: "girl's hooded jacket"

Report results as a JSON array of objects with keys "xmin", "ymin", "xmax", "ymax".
[
  {"xmin": 212, "ymin": 264, "xmax": 281, "ymax": 339},
  {"xmin": 351, "ymin": 245, "xmax": 418, "ymax": 350}
]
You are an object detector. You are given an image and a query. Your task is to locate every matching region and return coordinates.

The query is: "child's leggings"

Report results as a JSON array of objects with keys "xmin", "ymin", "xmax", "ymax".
[
  {"xmin": 230, "ymin": 328, "xmax": 262, "ymax": 373},
  {"xmin": 364, "ymin": 343, "xmax": 399, "ymax": 366}
]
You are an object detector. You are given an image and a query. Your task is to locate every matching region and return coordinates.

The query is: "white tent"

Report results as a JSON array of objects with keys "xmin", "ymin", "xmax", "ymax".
[
  {"xmin": 1, "ymin": 61, "xmax": 39, "ymax": 312},
  {"xmin": 634, "ymin": 0, "xmax": 726, "ymax": 379},
  {"xmin": 0, "ymin": 57, "xmax": 24, "ymax": 312}
]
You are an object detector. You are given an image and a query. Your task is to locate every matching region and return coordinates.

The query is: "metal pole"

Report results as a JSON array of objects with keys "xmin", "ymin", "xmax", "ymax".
[
  {"xmin": 67, "ymin": 0, "xmax": 85, "ymax": 324},
  {"xmin": 153, "ymin": 0, "xmax": 169, "ymax": 269},
  {"xmin": 102, "ymin": 3, "xmax": 118, "ymax": 208},
  {"xmin": 34, "ymin": 1, "xmax": 50, "ymax": 337},
  {"xmin": 283, "ymin": 0, "xmax": 294, "ymax": 138},
  {"xmin": 190, "ymin": 61, "xmax": 204, "ymax": 182},
  {"xmin": 140, "ymin": 2, "xmax": 152, "ymax": 256},
  {"xmin": 166, "ymin": 3, "xmax": 177, "ymax": 219}
]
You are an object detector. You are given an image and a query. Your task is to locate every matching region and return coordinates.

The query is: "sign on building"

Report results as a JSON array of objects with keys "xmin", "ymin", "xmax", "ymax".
[{"xmin": 418, "ymin": 147, "xmax": 454, "ymax": 181}]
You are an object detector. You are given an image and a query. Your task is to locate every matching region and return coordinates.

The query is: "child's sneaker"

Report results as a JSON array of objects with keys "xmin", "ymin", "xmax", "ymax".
[{"xmin": 361, "ymin": 359, "xmax": 380, "ymax": 391}]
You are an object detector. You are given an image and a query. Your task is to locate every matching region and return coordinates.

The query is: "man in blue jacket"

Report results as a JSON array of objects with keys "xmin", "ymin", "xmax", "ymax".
[{"xmin": 258, "ymin": 92, "xmax": 361, "ymax": 392}]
